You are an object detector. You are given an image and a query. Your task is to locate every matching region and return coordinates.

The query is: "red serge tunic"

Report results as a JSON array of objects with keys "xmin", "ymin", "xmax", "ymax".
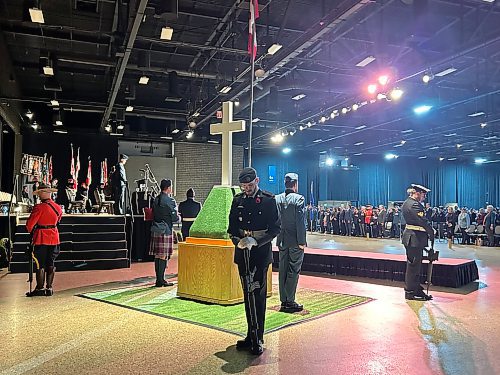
[{"xmin": 26, "ymin": 199, "xmax": 63, "ymax": 245}]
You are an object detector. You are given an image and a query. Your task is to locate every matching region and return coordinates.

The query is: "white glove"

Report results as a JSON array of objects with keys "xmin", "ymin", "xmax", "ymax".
[{"xmin": 237, "ymin": 236, "xmax": 258, "ymax": 250}]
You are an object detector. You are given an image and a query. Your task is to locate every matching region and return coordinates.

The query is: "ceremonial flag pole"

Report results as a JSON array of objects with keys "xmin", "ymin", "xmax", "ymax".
[
  {"xmin": 247, "ymin": 0, "xmax": 259, "ymax": 167},
  {"xmin": 70, "ymin": 144, "xmax": 75, "ymax": 188},
  {"xmin": 86, "ymin": 157, "xmax": 92, "ymax": 188},
  {"xmin": 75, "ymin": 147, "xmax": 81, "ymax": 189}
]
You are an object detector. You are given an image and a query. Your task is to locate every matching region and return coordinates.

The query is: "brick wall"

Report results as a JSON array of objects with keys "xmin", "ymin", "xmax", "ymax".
[{"xmin": 174, "ymin": 142, "xmax": 244, "ymax": 203}]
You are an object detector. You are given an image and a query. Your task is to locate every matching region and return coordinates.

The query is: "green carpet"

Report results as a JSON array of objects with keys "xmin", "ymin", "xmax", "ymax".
[{"xmin": 80, "ymin": 286, "xmax": 372, "ymax": 336}]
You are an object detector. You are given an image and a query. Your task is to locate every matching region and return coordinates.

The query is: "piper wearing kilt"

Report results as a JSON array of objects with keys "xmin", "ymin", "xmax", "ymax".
[{"xmin": 149, "ymin": 179, "xmax": 179, "ymax": 287}]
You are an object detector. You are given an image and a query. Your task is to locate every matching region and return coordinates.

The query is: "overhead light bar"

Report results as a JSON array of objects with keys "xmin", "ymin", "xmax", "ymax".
[
  {"xmin": 435, "ymin": 67, "xmax": 457, "ymax": 77},
  {"xmin": 444, "ymin": 133, "xmax": 457, "ymax": 137},
  {"xmin": 448, "ymin": 158, "xmax": 457, "ymax": 161},
  {"xmin": 401, "ymin": 129, "xmax": 413, "ymax": 134},
  {"xmin": 429, "ymin": 146, "xmax": 439, "ymax": 150},
  {"xmin": 312, "ymin": 138, "xmax": 323, "ymax": 143},
  {"xmin": 354, "ymin": 153, "xmax": 363, "ymax": 156},
  {"xmin": 356, "ymin": 56, "xmax": 376, "ymax": 67},
  {"xmin": 29, "ymin": 7, "xmax": 45, "ymax": 24},
  {"xmin": 207, "ymin": 140, "xmax": 219, "ymax": 144},
  {"xmin": 292, "ymin": 93, "xmax": 306, "ymax": 101},
  {"xmin": 160, "ymin": 27, "xmax": 174, "ymax": 40},
  {"xmin": 139, "ymin": 76, "xmax": 149, "ymax": 85},
  {"xmin": 267, "ymin": 43, "xmax": 283, "ymax": 55},
  {"xmin": 54, "ymin": 129, "xmax": 67, "ymax": 134},
  {"xmin": 219, "ymin": 86, "xmax": 232, "ymax": 94},
  {"xmin": 463, "ymin": 149, "xmax": 474, "ymax": 152},
  {"xmin": 468, "ymin": 111, "xmax": 485, "ymax": 117},
  {"xmin": 110, "ymin": 133, "xmax": 123, "ymax": 136}
]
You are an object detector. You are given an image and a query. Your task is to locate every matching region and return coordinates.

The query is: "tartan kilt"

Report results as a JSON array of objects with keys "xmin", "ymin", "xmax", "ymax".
[{"xmin": 149, "ymin": 232, "xmax": 174, "ymax": 258}]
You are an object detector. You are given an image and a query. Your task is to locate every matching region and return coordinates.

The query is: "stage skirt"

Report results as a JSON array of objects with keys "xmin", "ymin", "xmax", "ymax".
[{"xmin": 149, "ymin": 232, "xmax": 173, "ymax": 258}]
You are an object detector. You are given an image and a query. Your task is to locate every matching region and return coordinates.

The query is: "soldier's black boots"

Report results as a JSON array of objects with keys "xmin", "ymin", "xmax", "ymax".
[
  {"xmin": 26, "ymin": 288, "xmax": 46, "ymax": 297},
  {"xmin": 236, "ymin": 337, "xmax": 264, "ymax": 355},
  {"xmin": 405, "ymin": 290, "xmax": 433, "ymax": 301}
]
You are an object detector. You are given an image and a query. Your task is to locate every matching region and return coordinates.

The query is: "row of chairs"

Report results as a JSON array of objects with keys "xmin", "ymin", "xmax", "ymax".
[
  {"xmin": 65, "ymin": 188, "xmax": 114, "ymax": 214},
  {"xmin": 455, "ymin": 224, "xmax": 500, "ymax": 246}
]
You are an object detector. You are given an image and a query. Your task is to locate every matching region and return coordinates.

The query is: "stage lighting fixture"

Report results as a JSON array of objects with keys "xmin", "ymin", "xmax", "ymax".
[
  {"xmin": 367, "ymin": 84, "xmax": 377, "ymax": 94},
  {"xmin": 50, "ymin": 99, "xmax": 59, "ymax": 107},
  {"xmin": 126, "ymin": 105, "xmax": 134, "ymax": 112},
  {"xmin": 282, "ymin": 147, "xmax": 291, "ymax": 154},
  {"xmin": 320, "ymin": 116, "xmax": 326, "ymax": 123},
  {"xmin": 378, "ymin": 75, "xmax": 389, "ymax": 86},
  {"xmin": 356, "ymin": 56, "xmax": 376, "ymax": 67},
  {"xmin": 376, "ymin": 93, "xmax": 386, "ymax": 100},
  {"xmin": 422, "ymin": 74, "xmax": 431, "ymax": 83},
  {"xmin": 105, "ymin": 124, "xmax": 112, "ymax": 132},
  {"xmin": 271, "ymin": 133, "xmax": 284, "ymax": 143},
  {"xmin": 325, "ymin": 157, "xmax": 334, "ymax": 166},
  {"xmin": 186, "ymin": 131, "xmax": 194, "ymax": 139},
  {"xmin": 292, "ymin": 93, "xmax": 306, "ymax": 101},
  {"xmin": 385, "ymin": 153, "xmax": 398, "ymax": 160},
  {"xmin": 192, "ymin": 111, "xmax": 200, "ymax": 118},
  {"xmin": 219, "ymin": 86, "xmax": 232, "ymax": 94},
  {"xmin": 341, "ymin": 107, "xmax": 348, "ymax": 114},
  {"xmin": 31, "ymin": 121, "xmax": 39, "ymax": 130},
  {"xmin": 29, "ymin": 6, "xmax": 44, "ymax": 24},
  {"xmin": 234, "ymin": 99, "xmax": 240, "ymax": 106},
  {"xmin": 468, "ymin": 111, "xmax": 485, "ymax": 117},
  {"xmin": 401, "ymin": 140, "xmax": 406, "ymax": 144},
  {"xmin": 435, "ymin": 67, "xmax": 457, "ymax": 77},
  {"xmin": 117, "ymin": 124, "xmax": 124, "ymax": 130},
  {"xmin": 456, "ymin": 144, "xmax": 462, "ymax": 148},
  {"xmin": 139, "ymin": 76, "xmax": 149, "ymax": 85},
  {"xmin": 307, "ymin": 121, "xmax": 313, "ymax": 127},
  {"xmin": 352, "ymin": 103, "xmax": 359, "ymax": 111},
  {"xmin": 389, "ymin": 88, "xmax": 404, "ymax": 100},
  {"xmin": 252, "ymin": 118, "xmax": 260, "ymax": 123},
  {"xmin": 439, "ymin": 157, "xmax": 444, "ymax": 161},
  {"xmin": 480, "ymin": 122, "xmax": 487, "ymax": 128},
  {"xmin": 299, "ymin": 125, "xmax": 305, "ymax": 131},
  {"xmin": 281, "ymin": 130, "xmax": 289, "ymax": 137},
  {"xmin": 267, "ymin": 43, "xmax": 283, "ymax": 55},
  {"xmin": 171, "ymin": 129, "xmax": 180, "ymax": 134},
  {"xmin": 160, "ymin": 27, "xmax": 174, "ymax": 40},
  {"xmin": 289, "ymin": 128, "xmax": 296, "ymax": 136},
  {"xmin": 26, "ymin": 109, "xmax": 34, "ymax": 120},
  {"xmin": 413, "ymin": 105, "xmax": 432, "ymax": 114}
]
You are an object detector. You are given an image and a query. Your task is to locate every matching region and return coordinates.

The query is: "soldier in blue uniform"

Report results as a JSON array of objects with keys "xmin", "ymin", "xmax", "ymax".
[
  {"xmin": 275, "ymin": 173, "xmax": 307, "ymax": 313},
  {"xmin": 227, "ymin": 167, "xmax": 281, "ymax": 355},
  {"xmin": 401, "ymin": 184, "xmax": 435, "ymax": 301}
]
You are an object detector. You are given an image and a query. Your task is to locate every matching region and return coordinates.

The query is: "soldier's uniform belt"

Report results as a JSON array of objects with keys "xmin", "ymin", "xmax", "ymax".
[
  {"xmin": 239, "ymin": 229, "xmax": 267, "ymax": 241},
  {"xmin": 182, "ymin": 218, "xmax": 196, "ymax": 222},
  {"xmin": 36, "ymin": 225, "xmax": 57, "ymax": 229},
  {"xmin": 406, "ymin": 224, "xmax": 426, "ymax": 232}
]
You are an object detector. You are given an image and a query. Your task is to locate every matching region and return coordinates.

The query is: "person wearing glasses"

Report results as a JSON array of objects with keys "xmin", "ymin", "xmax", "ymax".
[{"xmin": 227, "ymin": 167, "xmax": 281, "ymax": 356}]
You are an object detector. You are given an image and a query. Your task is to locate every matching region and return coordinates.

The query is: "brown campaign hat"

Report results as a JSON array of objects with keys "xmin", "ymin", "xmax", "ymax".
[{"xmin": 33, "ymin": 183, "xmax": 57, "ymax": 195}]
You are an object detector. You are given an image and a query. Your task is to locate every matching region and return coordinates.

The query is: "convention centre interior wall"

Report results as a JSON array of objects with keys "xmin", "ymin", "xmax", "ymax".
[{"xmin": 253, "ymin": 152, "xmax": 500, "ymax": 209}]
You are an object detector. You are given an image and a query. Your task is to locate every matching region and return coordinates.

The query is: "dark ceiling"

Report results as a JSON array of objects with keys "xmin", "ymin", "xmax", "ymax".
[{"xmin": 1, "ymin": 0, "xmax": 500, "ymax": 163}]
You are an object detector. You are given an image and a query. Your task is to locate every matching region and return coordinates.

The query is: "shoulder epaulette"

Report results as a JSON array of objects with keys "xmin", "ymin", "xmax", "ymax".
[
  {"xmin": 234, "ymin": 192, "xmax": 243, "ymax": 198},
  {"xmin": 261, "ymin": 190, "xmax": 274, "ymax": 198}
]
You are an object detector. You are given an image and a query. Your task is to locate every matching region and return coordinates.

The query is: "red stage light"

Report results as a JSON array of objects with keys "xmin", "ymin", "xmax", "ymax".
[
  {"xmin": 367, "ymin": 84, "xmax": 377, "ymax": 94},
  {"xmin": 378, "ymin": 75, "xmax": 389, "ymax": 85}
]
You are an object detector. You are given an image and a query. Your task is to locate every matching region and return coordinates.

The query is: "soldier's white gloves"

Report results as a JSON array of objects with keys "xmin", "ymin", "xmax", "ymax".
[{"xmin": 237, "ymin": 237, "xmax": 258, "ymax": 250}]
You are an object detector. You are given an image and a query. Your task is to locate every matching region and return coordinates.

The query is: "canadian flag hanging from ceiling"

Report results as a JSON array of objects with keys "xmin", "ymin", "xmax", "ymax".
[{"xmin": 248, "ymin": 0, "xmax": 259, "ymax": 60}]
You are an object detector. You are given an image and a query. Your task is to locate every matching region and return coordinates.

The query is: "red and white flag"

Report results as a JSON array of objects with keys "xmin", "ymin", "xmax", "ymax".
[
  {"xmin": 70, "ymin": 144, "xmax": 75, "ymax": 187},
  {"xmin": 248, "ymin": 0, "xmax": 259, "ymax": 60},
  {"xmin": 48, "ymin": 156, "xmax": 53, "ymax": 184},
  {"xmin": 86, "ymin": 158, "xmax": 92, "ymax": 187},
  {"xmin": 103, "ymin": 158, "xmax": 108, "ymax": 186},
  {"xmin": 75, "ymin": 147, "xmax": 81, "ymax": 189}
]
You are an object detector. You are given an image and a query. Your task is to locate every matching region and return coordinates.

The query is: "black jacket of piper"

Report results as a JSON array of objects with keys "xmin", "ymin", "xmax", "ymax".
[
  {"xmin": 227, "ymin": 189, "xmax": 281, "ymax": 268},
  {"xmin": 402, "ymin": 197, "xmax": 434, "ymax": 248},
  {"xmin": 178, "ymin": 198, "xmax": 202, "ymax": 220}
]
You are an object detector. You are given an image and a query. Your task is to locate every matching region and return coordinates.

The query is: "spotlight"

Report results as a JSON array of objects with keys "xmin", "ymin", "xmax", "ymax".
[
  {"xmin": 160, "ymin": 27, "xmax": 174, "ymax": 40},
  {"xmin": 192, "ymin": 111, "xmax": 200, "ymax": 118},
  {"xmin": 31, "ymin": 121, "xmax": 39, "ymax": 130},
  {"xmin": 299, "ymin": 125, "xmax": 305, "ymax": 131},
  {"xmin": 401, "ymin": 140, "xmax": 406, "ymax": 145},
  {"xmin": 389, "ymin": 88, "xmax": 404, "ymax": 101},
  {"xmin": 289, "ymin": 128, "xmax": 297, "ymax": 136},
  {"xmin": 282, "ymin": 147, "xmax": 291, "ymax": 154},
  {"xmin": 234, "ymin": 98, "xmax": 240, "ymax": 106},
  {"xmin": 385, "ymin": 153, "xmax": 398, "ymax": 160},
  {"xmin": 367, "ymin": 84, "xmax": 377, "ymax": 94},
  {"xmin": 378, "ymin": 75, "xmax": 389, "ymax": 86},
  {"xmin": 341, "ymin": 107, "xmax": 348, "ymax": 114},
  {"xmin": 456, "ymin": 144, "xmax": 462, "ymax": 148},
  {"xmin": 126, "ymin": 105, "xmax": 134, "ymax": 112},
  {"xmin": 26, "ymin": 109, "xmax": 34, "ymax": 120},
  {"xmin": 320, "ymin": 116, "xmax": 326, "ymax": 123},
  {"xmin": 480, "ymin": 122, "xmax": 487, "ymax": 128},
  {"xmin": 307, "ymin": 121, "xmax": 313, "ymax": 127},
  {"xmin": 281, "ymin": 130, "xmax": 289, "ymax": 137},
  {"xmin": 139, "ymin": 76, "xmax": 149, "ymax": 85},
  {"xmin": 376, "ymin": 93, "xmax": 386, "ymax": 100},
  {"xmin": 50, "ymin": 99, "xmax": 59, "ymax": 107},
  {"xmin": 186, "ymin": 131, "xmax": 194, "ymax": 139},
  {"xmin": 439, "ymin": 157, "xmax": 444, "ymax": 161},
  {"xmin": 117, "ymin": 124, "xmax": 124, "ymax": 130},
  {"xmin": 271, "ymin": 133, "xmax": 284, "ymax": 143},
  {"xmin": 352, "ymin": 103, "xmax": 359, "ymax": 111},
  {"xmin": 105, "ymin": 124, "xmax": 112, "ymax": 132},
  {"xmin": 422, "ymin": 74, "xmax": 431, "ymax": 83},
  {"xmin": 325, "ymin": 157, "xmax": 334, "ymax": 166},
  {"xmin": 219, "ymin": 86, "xmax": 232, "ymax": 94},
  {"xmin": 267, "ymin": 43, "xmax": 283, "ymax": 55},
  {"xmin": 475, "ymin": 158, "xmax": 486, "ymax": 164},
  {"xmin": 413, "ymin": 105, "xmax": 432, "ymax": 115},
  {"xmin": 29, "ymin": 6, "xmax": 45, "ymax": 24}
]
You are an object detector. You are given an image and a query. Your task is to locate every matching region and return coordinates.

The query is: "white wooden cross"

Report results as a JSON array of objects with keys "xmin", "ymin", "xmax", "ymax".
[{"xmin": 210, "ymin": 101, "xmax": 246, "ymax": 186}]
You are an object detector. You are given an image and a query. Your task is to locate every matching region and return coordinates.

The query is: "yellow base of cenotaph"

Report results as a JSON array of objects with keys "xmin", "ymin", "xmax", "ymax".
[{"xmin": 177, "ymin": 237, "xmax": 272, "ymax": 305}]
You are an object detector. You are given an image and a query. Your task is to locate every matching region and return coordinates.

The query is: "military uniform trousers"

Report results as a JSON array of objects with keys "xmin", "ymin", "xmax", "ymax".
[
  {"xmin": 404, "ymin": 245, "xmax": 424, "ymax": 292},
  {"xmin": 278, "ymin": 246, "xmax": 304, "ymax": 304},
  {"xmin": 238, "ymin": 262, "xmax": 269, "ymax": 341}
]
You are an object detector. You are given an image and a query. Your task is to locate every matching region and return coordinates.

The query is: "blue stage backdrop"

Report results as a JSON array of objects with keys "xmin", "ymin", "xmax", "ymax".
[{"xmin": 252, "ymin": 152, "xmax": 500, "ymax": 208}]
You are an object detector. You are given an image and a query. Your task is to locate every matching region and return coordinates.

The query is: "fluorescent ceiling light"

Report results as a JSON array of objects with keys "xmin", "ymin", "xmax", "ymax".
[
  {"xmin": 50, "ymin": 100, "xmax": 59, "ymax": 107},
  {"xmin": 485, "ymin": 136, "xmax": 497, "ymax": 140},
  {"xmin": 401, "ymin": 129, "xmax": 413, "ymax": 134},
  {"xmin": 55, "ymin": 120, "xmax": 63, "ymax": 126},
  {"xmin": 43, "ymin": 66, "xmax": 54, "ymax": 76},
  {"xmin": 219, "ymin": 86, "xmax": 232, "ymax": 94},
  {"xmin": 54, "ymin": 129, "xmax": 67, "ymax": 134},
  {"xmin": 282, "ymin": 147, "xmax": 291, "ymax": 154},
  {"xmin": 139, "ymin": 76, "xmax": 149, "ymax": 85},
  {"xmin": 429, "ymin": 146, "xmax": 439, "ymax": 150},
  {"xmin": 160, "ymin": 27, "xmax": 174, "ymax": 40},
  {"xmin": 160, "ymin": 136, "xmax": 173, "ymax": 140},
  {"xmin": 439, "ymin": 157, "xmax": 445, "ymax": 161},
  {"xmin": 354, "ymin": 142, "xmax": 364, "ymax": 146},
  {"xmin": 292, "ymin": 94, "xmax": 306, "ymax": 101},
  {"xmin": 207, "ymin": 140, "xmax": 219, "ymax": 144},
  {"xmin": 355, "ymin": 125, "xmax": 366, "ymax": 130},
  {"xmin": 418, "ymin": 156, "xmax": 427, "ymax": 159},
  {"xmin": 448, "ymin": 158, "xmax": 457, "ymax": 161},
  {"xmin": 354, "ymin": 153, "xmax": 362, "ymax": 156},
  {"xmin": 475, "ymin": 158, "xmax": 487, "ymax": 164},
  {"xmin": 29, "ymin": 8, "xmax": 44, "ymax": 23},
  {"xmin": 313, "ymin": 138, "xmax": 323, "ymax": 143},
  {"xmin": 444, "ymin": 133, "xmax": 457, "ymax": 137},
  {"xmin": 356, "ymin": 56, "xmax": 376, "ymax": 67},
  {"xmin": 267, "ymin": 43, "xmax": 283, "ymax": 55},
  {"xmin": 413, "ymin": 105, "xmax": 432, "ymax": 114},
  {"xmin": 435, "ymin": 67, "xmax": 457, "ymax": 77},
  {"xmin": 385, "ymin": 153, "xmax": 398, "ymax": 160},
  {"xmin": 171, "ymin": 129, "xmax": 180, "ymax": 134},
  {"xmin": 463, "ymin": 149, "xmax": 474, "ymax": 152},
  {"xmin": 126, "ymin": 105, "xmax": 133, "ymax": 112},
  {"xmin": 110, "ymin": 133, "xmax": 123, "ymax": 136},
  {"xmin": 252, "ymin": 118, "xmax": 260, "ymax": 123},
  {"xmin": 468, "ymin": 111, "xmax": 485, "ymax": 117}
]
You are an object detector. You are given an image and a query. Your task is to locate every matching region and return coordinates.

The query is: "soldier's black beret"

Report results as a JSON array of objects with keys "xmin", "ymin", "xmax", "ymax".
[{"xmin": 239, "ymin": 167, "xmax": 257, "ymax": 183}]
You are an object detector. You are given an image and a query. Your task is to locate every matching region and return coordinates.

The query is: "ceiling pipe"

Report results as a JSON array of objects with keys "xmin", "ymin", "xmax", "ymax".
[{"xmin": 99, "ymin": 0, "xmax": 149, "ymax": 131}]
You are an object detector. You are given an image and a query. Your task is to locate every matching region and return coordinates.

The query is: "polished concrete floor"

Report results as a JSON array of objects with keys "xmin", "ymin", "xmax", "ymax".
[{"xmin": 1, "ymin": 234, "xmax": 499, "ymax": 375}]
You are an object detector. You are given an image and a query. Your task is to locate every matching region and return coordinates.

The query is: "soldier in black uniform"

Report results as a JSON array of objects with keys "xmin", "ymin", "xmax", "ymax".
[
  {"xmin": 178, "ymin": 188, "xmax": 202, "ymax": 240},
  {"xmin": 227, "ymin": 167, "xmax": 281, "ymax": 355},
  {"xmin": 402, "ymin": 184, "xmax": 435, "ymax": 301}
]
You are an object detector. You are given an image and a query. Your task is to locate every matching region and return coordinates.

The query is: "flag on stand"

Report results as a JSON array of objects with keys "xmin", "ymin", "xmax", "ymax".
[
  {"xmin": 310, "ymin": 180, "xmax": 315, "ymax": 206},
  {"xmin": 48, "ymin": 156, "xmax": 53, "ymax": 183},
  {"xmin": 86, "ymin": 158, "xmax": 92, "ymax": 187},
  {"xmin": 41, "ymin": 154, "xmax": 49, "ymax": 184},
  {"xmin": 103, "ymin": 158, "xmax": 108, "ymax": 186},
  {"xmin": 75, "ymin": 147, "xmax": 81, "ymax": 189},
  {"xmin": 70, "ymin": 144, "xmax": 75, "ymax": 188},
  {"xmin": 248, "ymin": 0, "xmax": 259, "ymax": 60}
]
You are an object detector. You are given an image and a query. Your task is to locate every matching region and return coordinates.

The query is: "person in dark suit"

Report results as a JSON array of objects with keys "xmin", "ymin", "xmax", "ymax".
[
  {"xmin": 178, "ymin": 188, "xmax": 202, "ymax": 240},
  {"xmin": 402, "ymin": 184, "xmax": 435, "ymax": 301},
  {"xmin": 227, "ymin": 167, "xmax": 280, "ymax": 356},
  {"xmin": 484, "ymin": 205, "xmax": 497, "ymax": 247},
  {"xmin": 275, "ymin": 173, "xmax": 307, "ymax": 313},
  {"xmin": 113, "ymin": 154, "xmax": 128, "ymax": 214}
]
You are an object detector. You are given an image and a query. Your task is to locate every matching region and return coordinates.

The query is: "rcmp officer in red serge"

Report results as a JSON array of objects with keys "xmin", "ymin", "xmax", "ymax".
[
  {"xmin": 26, "ymin": 182, "xmax": 63, "ymax": 297},
  {"xmin": 402, "ymin": 184, "xmax": 435, "ymax": 301},
  {"xmin": 228, "ymin": 167, "xmax": 281, "ymax": 355}
]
